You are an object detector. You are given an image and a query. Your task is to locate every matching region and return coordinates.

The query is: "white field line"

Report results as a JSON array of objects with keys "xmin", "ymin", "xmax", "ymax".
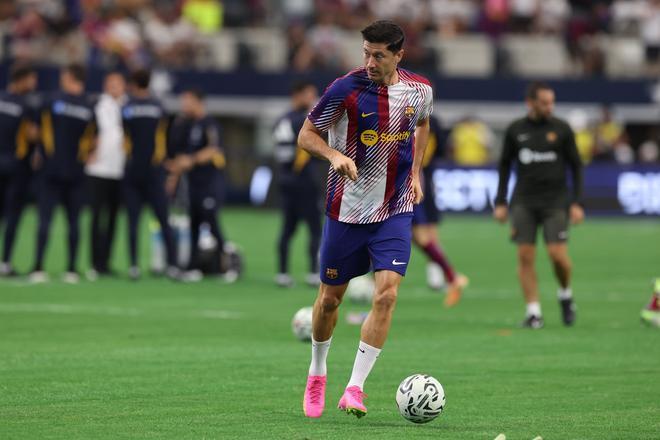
[{"xmin": 0, "ymin": 303, "xmax": 242, "ymax": 320}]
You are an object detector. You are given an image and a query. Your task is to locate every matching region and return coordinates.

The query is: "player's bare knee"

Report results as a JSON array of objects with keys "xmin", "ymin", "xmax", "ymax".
[
  {"xmin": 373, "ymin": 287, "xmax": 397, "ymax": 310},
  {"xmin": 318, "ymin": 292, "xmax": 342, "ymax": 313}
]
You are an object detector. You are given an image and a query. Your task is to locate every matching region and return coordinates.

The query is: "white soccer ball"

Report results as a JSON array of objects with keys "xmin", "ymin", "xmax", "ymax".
[
  {"xmin": 291, "ymin": 306, "xmax": 313, "ymax": 341},
  {"xmin": 395, "ymin": 374, "xmax": 446, "ymax": 424},
  {"xmin": 346, "ymin": 274, "xmax": 375, "ymax": 304}
]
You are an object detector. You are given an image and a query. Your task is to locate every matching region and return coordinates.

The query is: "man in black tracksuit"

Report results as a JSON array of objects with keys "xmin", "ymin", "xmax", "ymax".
[
  {"xmin": 0, "ymin": 64, "xmax": 38, "ymax": 277},
  {"xmin": 494, "ymin": 82, "xmax": 584, "ymax": 329},
  {"xmin": 167, "ymin": 89, "xmax": 226, "ymax": 278},
  {"xmin": 122, "ymin": 69, "xmax": 178, "ymax": 280},
  {"xmin": 272, "ymin": 81, "xmax": 321, "ymax": 288},
  {"xmin": 31, "ymin": 64, "xmax": 96, "ymax": 283}
]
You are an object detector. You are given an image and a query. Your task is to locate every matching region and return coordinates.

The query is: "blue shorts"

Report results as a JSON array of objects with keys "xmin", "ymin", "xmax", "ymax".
[{"xmin": 319, "ymin": 213, "xmax": 413, "ymax": 285}]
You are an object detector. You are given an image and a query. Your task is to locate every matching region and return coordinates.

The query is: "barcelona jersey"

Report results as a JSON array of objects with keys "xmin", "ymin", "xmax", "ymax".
[{"xmin": 308, "ymin": 67, "xmax": 433, "ymax": 224}]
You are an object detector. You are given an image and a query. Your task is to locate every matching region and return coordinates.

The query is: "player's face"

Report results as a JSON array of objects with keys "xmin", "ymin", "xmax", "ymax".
[
  {"xmin": 299, "ymin": 86, "xmax": 318, "ymax": 110},
  {"xmin": 528, "ymin": 89, "xmax": 555, "ymax": 120},
  {"xmin": 104, "ymin": 74, "xmax": 125, "ymax": 99},
  {"xmin": 180, "ymin": 92, "xmax": 201, "ymax": 117},
  {"xmin": 24, "ymin": 73, "xmax": 37, "ymax": 93},
  {"xmin": 363, "ymin": 41, "xmax": 403, "ymax": 84}
]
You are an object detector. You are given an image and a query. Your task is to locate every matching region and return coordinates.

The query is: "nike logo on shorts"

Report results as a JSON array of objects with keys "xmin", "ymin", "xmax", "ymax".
[{"xmin": 392, "ymin": 259, "xmax": 407, "ymax": 266}]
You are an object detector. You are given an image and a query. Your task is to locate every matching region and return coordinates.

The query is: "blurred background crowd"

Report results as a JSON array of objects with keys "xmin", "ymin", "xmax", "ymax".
[{"xmin": 0, "ymin": 1, "xmax": 659, "ymax": 174}]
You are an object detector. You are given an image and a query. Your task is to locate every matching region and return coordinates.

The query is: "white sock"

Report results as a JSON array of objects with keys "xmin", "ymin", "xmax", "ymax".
[
  {"xmin": 558, "ymin": 287, "xmax": 572, "ymax": 300},
  {"xmin": 308, "ymin": 337, "xmax": 331, "ymax": 376},
  {"xmin": 347, "ymin": 340, "xmax": 381, "ymax": 390},
  {"xmin": 526, "ymin": 301, "xmax": 542, "ymax": 317}
]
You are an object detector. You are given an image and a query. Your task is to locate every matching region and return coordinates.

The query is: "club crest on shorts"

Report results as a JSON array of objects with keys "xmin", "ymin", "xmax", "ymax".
[
  {"xmin": 546, "ymin": 131, "xmax": 557, "ymax": 142},
  {"xmin": 325, "ymin": 268, "xmax": 338, "ymax": 280},
  {"xmin": 404, "ymin": 106, "xmax": 415, "ymax": 119}
]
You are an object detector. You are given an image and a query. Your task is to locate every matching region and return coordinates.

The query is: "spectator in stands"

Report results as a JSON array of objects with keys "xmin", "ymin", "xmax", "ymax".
[
  {"xmin": 307, "ymin": 13, "xmax": 348, "ymax": 71},
  {"xmin": 568, "ymin": 109, "xmax": 594, "ymax": 164},
  {"xmin": 94, "ymin": 7, "xmax": 146, "ymax": 69},
  {"xmin": 593, "ymin": 105, "xmax": 630, "ymax": 162},
  {"xmin": 143, "ymin": 3, "xmax": 199, "ymax": 68},
  {"xmin": 182, "ymin": 0, "xmax": 223, "ymax": 34},
  {"xmin": 429, "ymin": 0, "xmax": 478, "ymax": 36},
  {"xmin": 639, "ymin": 136, "xmax": 660, "ymax": 163},
  {"xmin": 641, "ymin": 0, "xmax": 660, "ymax": 73},
  {"xmin": 509, "ymin": 0, "xmax": 538, "ymax": 33},
  {"xmin": 449, "ymin": 115, "xmax": 494, "ymax": 166},
  {"xmin": 535, "ymin": 0, "xmax": 570, "ymax": 34}
]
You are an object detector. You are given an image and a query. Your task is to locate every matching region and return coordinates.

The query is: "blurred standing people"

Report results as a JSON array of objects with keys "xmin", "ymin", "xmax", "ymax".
[
  {"xmin": 122, "ymin": 69, "xmax": 178, "ymax": 280},
  {"xmin": 85, "ymin": 72, "xmax": 127, "ymax": 280},
  {"xmin": 30, "ymin": 64, "xmax": 96, "ymax": 283},
  {"xmin": 0, "ymin": 63, "xmax": 38, "ymax": 277},
  {"xmin": 449, "ymin": 115, "xmax": 494, "ymax": 166},
  {"xmin": 166, "ymin": 89, "xmax": 228, "ymax": 281},
  {"xmin": 411, "ymin": 116, "xmax": 468, "ymax": 307},
  {"xmin": 593, "ymin": 105, "xmax": 632, "ymax": 163},
  {"xmin": 494, "ymin": 82, "xmax": 584, "ymax": 329},
  {"xmin": 272, "ymin": 81, "xmax": 321, "ymax": 288}
]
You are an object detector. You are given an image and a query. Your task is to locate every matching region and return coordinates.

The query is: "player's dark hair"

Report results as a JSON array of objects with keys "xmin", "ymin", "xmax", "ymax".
[
  {"xmin": 130, "ymin": 69, "xmax": 151, "ymax": 89},
  {"xmin": 183, "ymin": 87, "xmax": 205, "ymax": 101},
  {"xmin": 105, "ymin": 70, "xmax": 125, "ymax": 80},
  {"xmin": 64, "ymin": 63, "xmax": 86, "ymax": 84},
  {"xmin": 290, "ymin": 80, "xmax": 315, "ymax": 95},
  {"xmin": 361, "ymin": 20, "xmax": 405, "ymax": 53},
  {"xmin": 526, "ymin": 81, "xmax": 553, "ymax": 100},
  {"xmin": 9, "ymin": 63, "xmax": 35, "ymax": 83}
]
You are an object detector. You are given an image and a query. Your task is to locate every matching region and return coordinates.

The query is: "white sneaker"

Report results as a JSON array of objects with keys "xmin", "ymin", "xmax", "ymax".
[
  {"xmin": 305, "ymin": 272, "xmax": 320, "ymax": 287},
  {"xmin": 86, "ymin": 269, "xmax": 99, "ymax": 281},
  {"xmin": 426, "ymin": 262, "xmax": 445, "ymax": 290},
  {"xmin": 62, "ymin": 272, "xmax": 80, "ymax": 284},
  {"xmin": 165, "ymin": 266, "xmax": 181, "ymax": 281},
  {"xmin": 180, "ymin": 269, "xmax": 203, "ymax": 283},
  {"xmin": 223, "ymin": 269, "xmax": 239, "ymax": 284},
  {"xmin": 0, "ymin": 262, "xmax": 12, "ymax": 276},
  {"xmin": 275, "ymin": 273, "xmax": 294, "ymax": 288},
  {"xmin": 29, "ymin": 271, "xmax": 49, "ymax": 284},
  {"xmin": 128, "ymin": 266, "xmax": 141, "ymax": 280}
]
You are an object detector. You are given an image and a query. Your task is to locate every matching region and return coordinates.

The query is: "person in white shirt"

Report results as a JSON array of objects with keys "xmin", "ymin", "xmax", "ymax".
[{"xmin": 85, "ymin": 71, "xmax": 126, "ymax": 279}]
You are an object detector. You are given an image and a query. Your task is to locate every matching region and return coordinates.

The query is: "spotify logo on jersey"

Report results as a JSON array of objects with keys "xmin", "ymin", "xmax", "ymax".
[
  {"xmin": 360, "ymin": 130, "xmax": 379, "ymax": 147},
  {"xmin": 519, "ymin": 148, "xmax": 557, "ymax": 164}
]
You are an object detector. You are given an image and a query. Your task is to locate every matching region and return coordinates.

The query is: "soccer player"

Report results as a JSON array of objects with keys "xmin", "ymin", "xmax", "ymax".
[
  {"xmin": 30, "ymin": 64, "xmax": 96, "ymax": 283},
  {"xmin": 273, "ymin": 80, "xmax": 321, "ymax": 288},
  {"xmin": 412, "ymin": 115, "xmax": 468, "ymax": 307},
  {"xmin": 0, "ymin": 63, "xmax": 38, "ymax": 277},
  {"xmin": 122, "ymin": 69, "xmax": 178, "ymax": 280},
  {"xmin": 494, "ymin": 82, "xmax": 584, "ymax": 329},
  {"xmin": 640, "ymin": 278, "xmax": 660, "ymax": 327},
  {"xmin": 298, "ymin": 20, "xmax": 433, "ymax": 418},
  {"xmin": 166, "ymin": 89, "xmax": 227, "ymax": 280},
  {"xmin": 85, "ymin": 72, "xmax": 127, "ymax": 279}
]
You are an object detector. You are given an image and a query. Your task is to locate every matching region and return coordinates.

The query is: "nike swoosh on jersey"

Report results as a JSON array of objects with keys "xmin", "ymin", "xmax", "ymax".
[
  {"xmin": 392, "ymin": 260, "xmax": 407, "ymax": 266},
  {"xmin": 361, "ymin": 112, "xmax": 375, "ymax": 118}
]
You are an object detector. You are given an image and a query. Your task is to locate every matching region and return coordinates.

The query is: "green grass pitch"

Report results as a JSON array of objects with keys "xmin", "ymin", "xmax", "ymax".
[{"xmin": 1, "ymin": 208, "xmax": 659, "ymax": 439}]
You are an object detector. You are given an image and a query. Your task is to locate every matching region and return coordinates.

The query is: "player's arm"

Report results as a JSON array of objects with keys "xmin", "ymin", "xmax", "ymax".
[
  {"xmin": 565, "ymin": 124, "xmax": 585, "ymax": 224},
  {"xmin": 494, "ymin": 125, "xmax": 515, "ymax": 222},
  {"xmin": 412, "ymin": 117, "xmax": 430, "ymax": 204},
  {"xmin": 298, "ymin": 118, "xmax": 356, "ymax": 181}
]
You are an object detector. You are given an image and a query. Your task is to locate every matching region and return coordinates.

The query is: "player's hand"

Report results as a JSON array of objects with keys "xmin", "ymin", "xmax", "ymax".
[
  {"xmin": 330, "ymin": 152, "xmax": 357, "ymax": 181},
  {"xmin": 86, "ymin": 150, "xmax": 98, "ymax": 165},
  {"xmin": 569, "ymin": 203, "xmax": 584, "ymax": 225},
  {"xmin": 493, "ymin": 204, "xmax": 508, "ymax": 223},
  {"xmin": 165, "ymin": 174, "xmax": 179, "ymax": 196},
  {"xmin": 412, "ymin": 175, "xmax": 423, "ymax": 204}
]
